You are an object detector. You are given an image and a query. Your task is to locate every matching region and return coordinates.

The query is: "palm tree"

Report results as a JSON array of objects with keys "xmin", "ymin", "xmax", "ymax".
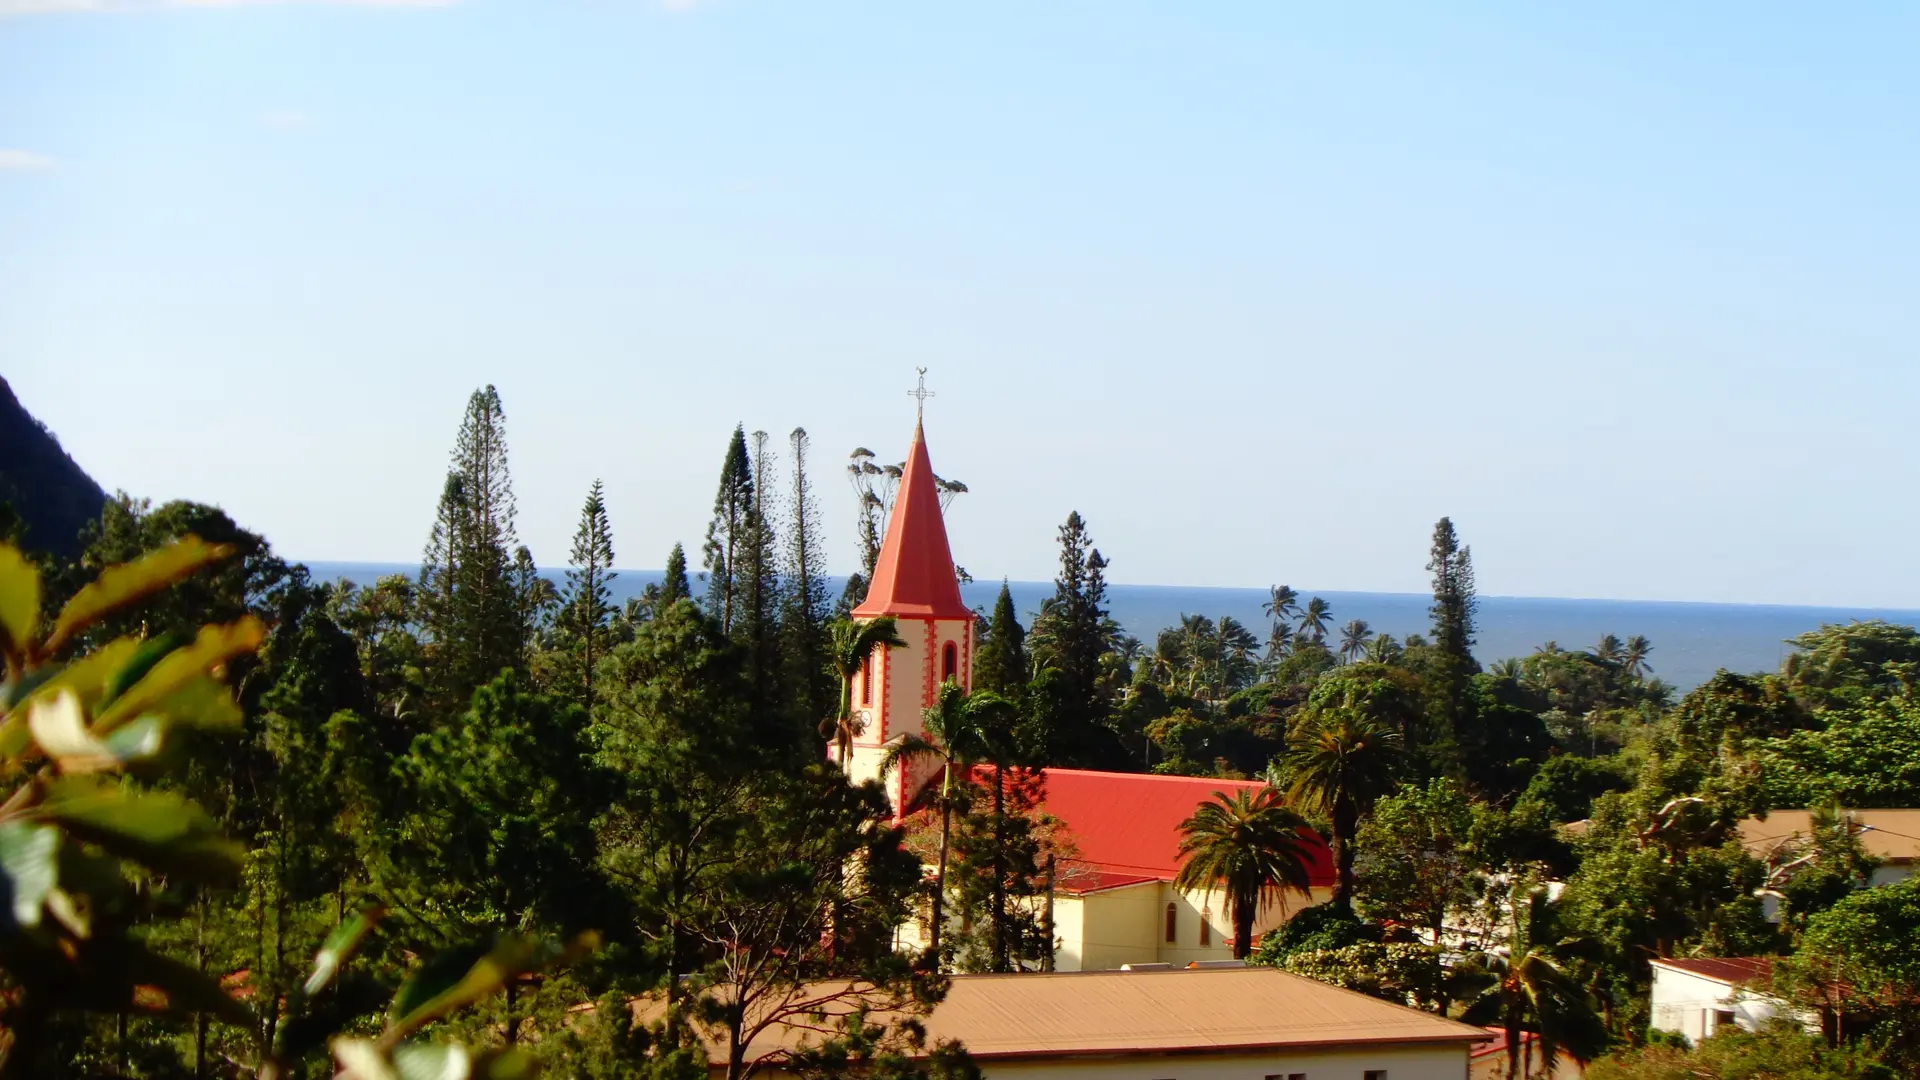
[
  {"xmin": 1264, "ymin": 621, "xmax": 1295, "ymax": 665},
  {"xmin": 1622, "ymin": 635, "xmax": 1653, "ymax": 679},
  {"xmin": 1263, "ymin": 584, "xmax": 1301, "ymax": 625},
  {"xmin": 1363, "ymin": 633, "xmax": 1403, "ymax": 665},
  {"xmin": 879, "ymin": 679, "xmax": 1014, "ymax": 964},
  {"xmin": 1337, "ymin": 619, "xmax": 1374, "ymax": 663},
  {"xmin": 1297, "ymin": 596, "xmax": 1333, "ymax": 642},
  {"xmin": 1213, "ymin": 615, "xmax": 1259, "ymax": 702},
  {"xmin": 1489, "ymin": 657, "xmax": 1525, "ymax": 681},
  {"xmin": 1174, "ymin": 787, "xmax": 1317, "ymax": 959},
  {"xmin": 1593, "ymin": 634, "xmax": 1624, "ymax": 668},
  {"xmin": 1271, "ymin": 709, "xmax": 1404, "ymax": 907},
  {"xmin": 826, "ymin": 616, "xmax": 907, "ymax": 770},
  {"xmin": 1456, "ymin": 889, "xmax": 1609, "ymax": 1079}
]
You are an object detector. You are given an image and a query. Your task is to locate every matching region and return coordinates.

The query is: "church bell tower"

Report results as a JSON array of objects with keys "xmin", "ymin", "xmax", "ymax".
[{"xmin": 839, "ymin": 378, "xmax": 974, "ymax": 818}]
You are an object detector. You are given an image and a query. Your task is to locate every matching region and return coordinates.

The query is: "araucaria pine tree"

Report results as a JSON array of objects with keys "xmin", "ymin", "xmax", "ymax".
[
  {"xmin": 1028, "ymin": 511, "xmax": 1116, "ymax": 764},
  {"xmin": 975, "ymin": 580, "xmax": 1029, "ymax": 695},
  {"xmin": 781, "ymin": 427, "xmax": 832, "ymax": 732},
  {"xmin": 557, "ymin": 479, "xmax": 617, "ymax": 713},
  {"xmin": 421, "ymin": 385, "xmax": 527, "ymax": 709},
  {"xmin": 1425, "ymin": 516, "xmax": 1480, "ymax": 771},
  {"xmin": 740, "ymin": 430, "xmax": 781, "ymax": 707},
  {"xmin": 702, "ymin": 425, "xmax": 755, "ymax": 633},
  {"xmin": 643, "ymin": 541, "xmax": 691, "ymax": 618}
]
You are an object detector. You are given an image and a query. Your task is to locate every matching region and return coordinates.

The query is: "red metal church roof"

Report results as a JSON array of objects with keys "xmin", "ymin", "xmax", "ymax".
[
  {"xmin": 852, "ymin": 420, "xmax": 973, "ymax": 621},
  {"xmin": 1018, "ymin": 768, "xmax": 1337, "ymax": 894}
]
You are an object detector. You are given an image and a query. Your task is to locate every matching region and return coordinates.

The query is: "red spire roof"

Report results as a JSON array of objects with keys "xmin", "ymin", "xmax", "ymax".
[{"xmin": 853, "ymin": 421, "xmax": 972, "ymax": 621}]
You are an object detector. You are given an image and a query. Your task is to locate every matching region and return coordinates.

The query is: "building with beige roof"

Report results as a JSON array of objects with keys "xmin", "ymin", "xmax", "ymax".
[
  {"xmin": 1738, "ymin": 809, "xmax": 1920, "ymax": 888},
  {"xmin": 684, "ymin": 965, "xmax": 1491, "ymax": 1078}
]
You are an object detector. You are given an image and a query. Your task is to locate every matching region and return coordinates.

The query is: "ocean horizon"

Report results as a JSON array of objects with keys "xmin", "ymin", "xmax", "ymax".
[{"xmin": 302, "ymin": 561, "xmax": 1920, "ymax": 694}]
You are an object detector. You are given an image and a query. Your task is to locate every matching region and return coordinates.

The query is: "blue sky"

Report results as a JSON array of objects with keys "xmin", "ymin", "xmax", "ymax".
[{"xmin": 3, "ymin": 2, "xmax": 1916, "ymax": 606}]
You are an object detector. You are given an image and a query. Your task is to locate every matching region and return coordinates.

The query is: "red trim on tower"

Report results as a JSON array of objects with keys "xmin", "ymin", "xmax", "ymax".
[
  {"xmin": 876, "ymin": 645, "xmax": 889, "ymax": 742},
  {"xmin": 922, "ymin": 619, "xmax": 939, "ymax": 710},
  {"xmin": 851, "ymin": 421, "xmax": 972, "ymax": 621},
  {"xmin": 961, "ymin": 622, "xmax": 973, "ymax": 691}
]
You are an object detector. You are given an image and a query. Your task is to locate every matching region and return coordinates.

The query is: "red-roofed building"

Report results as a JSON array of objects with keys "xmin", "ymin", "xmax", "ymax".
[
  {"xmin": 848, "ymin": 404, "xmax": 1334, "ymax": 970},
  {"xmin": 1035, "ymin": 768, "xmax": 1335, "ymax": 970}
]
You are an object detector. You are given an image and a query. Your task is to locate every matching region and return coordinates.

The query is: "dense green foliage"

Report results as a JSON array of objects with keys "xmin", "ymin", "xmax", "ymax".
[
  {"xmin": 9, "ymin": 381, "xmax": 1920, "ymax": 1079},
  {"xmin": 1587, "ymin": 1025, "xmax": 1894, "ymax": 1080}
]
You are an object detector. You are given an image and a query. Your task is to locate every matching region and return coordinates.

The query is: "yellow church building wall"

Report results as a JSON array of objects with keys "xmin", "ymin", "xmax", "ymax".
[{"xmin": 1050, "ymin": 881, "xmax": 1334, "ymax": 972}]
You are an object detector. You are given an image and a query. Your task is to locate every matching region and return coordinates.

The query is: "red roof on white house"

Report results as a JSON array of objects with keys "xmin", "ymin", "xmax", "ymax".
[
  {"xmin": 1019, "ymin": 768, "xmax": 1336, "ymax": 894},
  {"xmin": 1649, "ymin": 957, "xmax": 1775, "ymax": 986},
  {"xmin": 851, "ymin": 420, "xmax": 973, "ymax": 622}
]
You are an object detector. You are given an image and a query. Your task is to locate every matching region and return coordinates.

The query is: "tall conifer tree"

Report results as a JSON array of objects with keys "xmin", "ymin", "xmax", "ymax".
[
  {"xmin": 702, "ymin": 426, "xmax": 754, "ymax": 633},
  {"xmin": 1028, "ymin": 512, "xmax": 1117, "ymax": 765},
  {"xmin": 782, "ymin": 428, "xmax": 831, "ymax": 731},
  {"xmin": 644, "ymin": 541, "xmax": 692, "ymax": 618},
  {"xmin": 740, "ymin": 430, "xmax": 782, "ymax": 708},
  {"xmin": 1425, "ymin": 516, "xmax": 1480, "ymax": 773},
  {"xmin": 976, "ymin": 581, "xmax": 1029, "ymax": 695},
  {"xmin": 420, "ymin": 385, "xmax": 525, "ymax": 708},
  {"xmin": 558, "ymin": 479, "xmax": 617, "ymax": 713},
  {"xmin": 419, "ymin": 472, "xmax": 466, "ymax": 670}
]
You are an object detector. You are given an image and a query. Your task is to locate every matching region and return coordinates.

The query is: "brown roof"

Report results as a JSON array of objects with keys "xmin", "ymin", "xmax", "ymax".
[
  {"xmin": 664, "ymin": 966, "xmax": 1488, "ymax": 1067},
  {"xmin": 1738, "ymin": 810, "xmax": 1920, "ymax": 864},
  {"xmin": 1649, "ymin": 957, "xmax": 1775, "ymax": 986}
]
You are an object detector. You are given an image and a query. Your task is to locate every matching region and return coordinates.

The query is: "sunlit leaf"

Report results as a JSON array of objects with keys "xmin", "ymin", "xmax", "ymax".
[
  {"xmin": 305, "ymin": 906, "xmax": 386, "ymax": 997},
  {"xmin": 18, "ymin": 638, "xmax": 140, "ymax": 713},
  {"xmin": 388, "ymin": 933, "xmax": 598, "ymax": 1042},
  {"xmin": 40, "ymin": 776, "xmax": 245, "ymax": 882},
  {"xmin": 27, "ymin": 690, "xmax": 119, "ymax": 773},
  {"xmin": 389, "ymin": 942, "xmax": 497, "ymax": 1035},
  {"xmin": 333, "ymin": 1038, "xmax": 401, "ymax": 1080},
  {"xmin": 45, "ymin": 536, "xmax": 236, "ymax": 655},
  {"xmin": 392, "ymin": 1042, "xmax": 473, "ymax": 1080},
  {"xmin": 144, "ymin": 674, "xmax": 245, "ymax": 732},
  {"xmin": 100, "ymin": 715, "xmax": 169, "ymax": 767},
  {"xmin": 101, "ymin": 633, "xmax": 188, "ymax": 709},
  {"xmin": 0, "ymin": 821, "xmax": 59, "ymax": 929},
  {"xmin": 93, "ymin": 618, "xmax": 263, "ymax": 735},
  {"xmin": 0, "ymin": 544, "xmax": 41, "ymax": 665}
]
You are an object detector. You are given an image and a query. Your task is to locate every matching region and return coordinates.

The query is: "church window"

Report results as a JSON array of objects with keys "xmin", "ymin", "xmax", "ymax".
[
  {"xmin": 861, "ymin": 649, "xmax": 874, "ymax": 706},
  {"xmin": 1164, "ymin": 903, "xmax": 1177, "ymax": 943},
  {"xmin": 1199, "ymin": 908, "xmax": 1212, "ymax": 947},
  {"xmin": 942, "ymin": 641, "xmax": 958, "ymax": 681}
]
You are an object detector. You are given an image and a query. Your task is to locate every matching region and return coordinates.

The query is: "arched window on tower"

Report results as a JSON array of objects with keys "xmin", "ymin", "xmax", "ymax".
[
  {"xmin": 861, "ymin": 649, "xmax": 874, "ymax": 706},
  {"xmin": 942, "ymin": 641, "xmax": 958, "ymax": 682},
  {"xmin": 1164, "ymin": 903, "xmax": 1177, "ymax": 944},
  {"xmin": 1199, "ymin": 908, "xmax": 1213, "ymax": 947}
]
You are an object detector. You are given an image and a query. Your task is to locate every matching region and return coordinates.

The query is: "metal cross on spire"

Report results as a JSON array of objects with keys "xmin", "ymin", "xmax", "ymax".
[{"xmin": 908, "ymin": 367, "xmax": 935, "ymax": 419}]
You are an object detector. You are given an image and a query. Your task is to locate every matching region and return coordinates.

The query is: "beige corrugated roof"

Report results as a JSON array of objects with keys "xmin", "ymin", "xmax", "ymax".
[
  {"xmin": 923, "ymin": 967, "xmax": 1487, "ymax": 1059},
  {"xmin": 1739, "ymin": 810, "xmax": 1920, "ymax": 863},
  {"xmin": 654, "ymin": 966, "xmax": 1488, "ymax": 1066}
]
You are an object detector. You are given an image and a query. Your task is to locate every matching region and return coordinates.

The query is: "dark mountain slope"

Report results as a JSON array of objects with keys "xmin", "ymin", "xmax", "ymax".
[{"xmin": 0, "ymin": 376, "xmax": 106, "ymax": 556}]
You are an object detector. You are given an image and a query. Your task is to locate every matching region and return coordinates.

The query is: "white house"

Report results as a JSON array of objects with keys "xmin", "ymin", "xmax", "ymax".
[{"xmin": 1648, "ymin": 958, "xmax": 1815, "ymax": 1043}]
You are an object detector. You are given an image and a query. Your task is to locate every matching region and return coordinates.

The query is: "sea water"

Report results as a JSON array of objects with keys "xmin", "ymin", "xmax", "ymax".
[{"xmin": 302, "ymin": 562, "xmax": 1920, "ymax": 693}]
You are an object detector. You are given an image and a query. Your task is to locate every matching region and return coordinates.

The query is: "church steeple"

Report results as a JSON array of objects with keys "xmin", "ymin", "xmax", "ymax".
[{"xmin": 851, "ymin": 418, "xmax": 971, "ymax": 621}]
